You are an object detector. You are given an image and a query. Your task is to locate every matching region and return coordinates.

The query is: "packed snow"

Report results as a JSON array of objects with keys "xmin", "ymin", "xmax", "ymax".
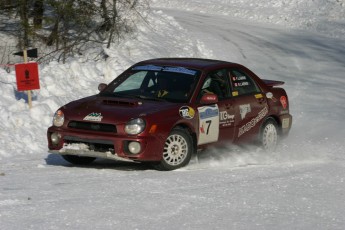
[{"xmin": 1, "ymin": 0, "xmax": 345, "ymax": 229}]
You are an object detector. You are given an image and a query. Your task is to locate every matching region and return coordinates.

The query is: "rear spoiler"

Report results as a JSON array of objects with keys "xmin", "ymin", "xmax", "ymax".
[{"xmin": 262, "ymin": 79, "xmax": 285, "ymax": 87}]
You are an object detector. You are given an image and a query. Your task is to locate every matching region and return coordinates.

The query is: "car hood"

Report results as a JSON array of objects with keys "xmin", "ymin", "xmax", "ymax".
[{"xmin": 63, "ymin": 95, "xmax": 181, "ymax": 124}]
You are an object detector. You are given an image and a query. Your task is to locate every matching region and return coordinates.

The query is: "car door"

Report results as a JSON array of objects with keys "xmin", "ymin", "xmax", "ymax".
[
  {"xmin": 229, "ymin": 68, "xmax": 268, "ymax": 140},
  {"xmin": 197, "ymin": 68, "xmax": 237, "ymax": 145}
]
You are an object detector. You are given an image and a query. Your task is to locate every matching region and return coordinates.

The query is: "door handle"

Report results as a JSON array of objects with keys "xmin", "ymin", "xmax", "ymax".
[{"xmin": 225, "ymin": 103, "xmax": 233, "ymax": 109}]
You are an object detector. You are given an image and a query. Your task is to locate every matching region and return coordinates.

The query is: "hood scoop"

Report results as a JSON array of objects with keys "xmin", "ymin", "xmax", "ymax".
[{"xmin": 102, "ymin": 99, "xmax": 141, "ymax": 107}]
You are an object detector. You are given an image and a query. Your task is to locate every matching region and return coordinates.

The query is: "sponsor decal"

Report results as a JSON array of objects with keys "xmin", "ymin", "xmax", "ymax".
[
  {"xmin": 132, "ymin": 65, "xmax": 162, "ymax": 71},
  {"xmin": 179, "ymin": 106, "xmax": 195, "ymax": 119},
  {"xmin": 238, "ymin": 106, "xmax": 268, "ymax": 137},
  {"xmin": 132, "ymin": 65, "xmax": 197, "ymax": 76},
  {"xmin": 163, "ymin": 66, "xmax": 197, "ymax": 76},
  {"xmin": 266, "ymin": 92, "xmax": 277, "ymax": 102},
  {"xmin": 203, "ymin": 94, "xmax": 217, "ymax": 101},
  {"xmin": 199, "ymin": 107, "xmax": 219, "ymax": 120},
  {"xmin": 239, "ymin": 104, "xmax": 251, "ymax": 120},
  {"xmin": 280, "ymin": 96, "xmax": 287, "ymax": 109},
  {"xmin": 282, "ymin": 118, "xmax": 290, "ymax": 129},
  {"xmin": 200, "ymin": 124, "xmax": 205, "ymax": 134},
  {"xmin": 83, "ymin": 112, "xmax": 103, "ymax": 122},
  {"xmin": 255, "ymin": 94, "xmax": 263, "ymax": 99},
  {"xmin": 220, "ymin": 111, "xmax": 235, "ymax": 127}
]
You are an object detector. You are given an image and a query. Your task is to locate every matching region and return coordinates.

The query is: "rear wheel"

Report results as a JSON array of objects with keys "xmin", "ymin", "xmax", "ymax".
[
  {"xmin": 62, "ymin": 155, "xmax": 96, "ymax": 165},
  {"xmin": 261, "ymin": 119, "xmax": 278, "ymax": 152},
  {"xmin": 154, "ymin": 128, "xmax": 193, "ymax": 171}
]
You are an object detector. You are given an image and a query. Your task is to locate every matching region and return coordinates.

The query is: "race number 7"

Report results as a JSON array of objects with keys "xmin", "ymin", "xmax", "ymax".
[
  {"xmin": 197, "ymin": 105, "xmax": 219, "ymax": 145},
  {"xmin": 205, "ymin": 120, "xmax": 212, "ymax": 135}
]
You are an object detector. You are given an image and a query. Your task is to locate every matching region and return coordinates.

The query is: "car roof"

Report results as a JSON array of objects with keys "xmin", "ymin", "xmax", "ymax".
[{"xmin": 135, "ymin": 58, "xmax": 241, "ymax": 71}]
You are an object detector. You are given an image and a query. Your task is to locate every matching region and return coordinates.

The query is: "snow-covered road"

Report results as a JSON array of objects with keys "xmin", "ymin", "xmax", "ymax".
[
  {"xmin": 1, "ymin": 5, "xmax": 345, "ymax": 230},
  {"xmin": 2, "ymin": 155, "xmax": 345, "ymax": 229}
]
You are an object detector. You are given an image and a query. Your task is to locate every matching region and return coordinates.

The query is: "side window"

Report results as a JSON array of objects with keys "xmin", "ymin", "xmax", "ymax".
[
  {"xmin": 199, "ymin": 69, "xmax": 230, "ymax": 100},
  {"xmin": 230, "ymin": 69, "xmax": 260, "ymax": 96}
]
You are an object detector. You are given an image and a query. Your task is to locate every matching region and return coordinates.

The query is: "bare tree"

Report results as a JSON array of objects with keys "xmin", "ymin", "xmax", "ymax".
[
  {"xmin": 98, "ymin": 0, "xmax": 150, "ymax": 48},
  {"xmin": 0, "ymin": 0, "xmax": 150, "ymax": 63}
]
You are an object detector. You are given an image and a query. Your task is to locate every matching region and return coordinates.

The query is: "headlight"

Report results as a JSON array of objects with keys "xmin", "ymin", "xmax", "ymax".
[
  {"xmin": 125, "ymin": 118, "xmax": 145, "ymax": 135},
  {"xmin": 53, "ymin": 110, "xmax": 65, "ymax": 127}
]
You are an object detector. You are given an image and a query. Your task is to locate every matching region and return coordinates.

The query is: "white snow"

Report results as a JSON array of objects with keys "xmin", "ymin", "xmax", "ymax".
[{"xmin": 1, "ymin": 0, "xmax": 345, "ymax": 229}]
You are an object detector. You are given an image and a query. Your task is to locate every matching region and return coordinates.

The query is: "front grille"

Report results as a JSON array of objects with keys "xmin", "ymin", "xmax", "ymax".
[
  {"xmin": 68, "ymin": 121, "xmax": 117, "ymax": 133},
  {"xmin": 64, "ymin": 136, "xmax": 115, "ymax": 154}
]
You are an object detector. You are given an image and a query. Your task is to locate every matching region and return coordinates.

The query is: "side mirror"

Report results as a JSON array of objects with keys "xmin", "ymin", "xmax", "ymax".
[
  {"xmin": 98, "ymin": 83, "xmax": 107, "ymax": 92},
  {"xmin": 200, "ymin": 93, "xmax": 218, "ymax": 105}
]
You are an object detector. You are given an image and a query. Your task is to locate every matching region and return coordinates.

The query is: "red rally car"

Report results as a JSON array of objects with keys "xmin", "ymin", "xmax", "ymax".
[{"xmin": 47, "ymin": 58, "xmax": 292, "ymax": 170}]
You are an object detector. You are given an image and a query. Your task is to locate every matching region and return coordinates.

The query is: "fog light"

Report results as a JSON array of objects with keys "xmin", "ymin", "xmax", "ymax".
[
  {"xmin": 128, "ymin": 141, "xmax": 141, "ymax": 154},
  {"xmin": 51, "ymin": 132, "xmax": 61, "ymax": 145}
]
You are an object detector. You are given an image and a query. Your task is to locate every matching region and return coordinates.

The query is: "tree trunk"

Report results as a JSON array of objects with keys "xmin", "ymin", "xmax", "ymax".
[
  {"xmin": 47, "ymin": 18, "xmax": 59, "ymax": 47},
  {"xmin": 19, "ymin": 0, "xmax": 29, "ymax": 48},
  {"xmin": 107, "ymin": 0, "xmax": 118, "ymax": 48},
  {"xmin": 100, "ymin": 0, "xmax": 111, "ymax": 31},
  {"xmin": 33, "ymin": 0, "xmax": 44, "ymax": 29}
]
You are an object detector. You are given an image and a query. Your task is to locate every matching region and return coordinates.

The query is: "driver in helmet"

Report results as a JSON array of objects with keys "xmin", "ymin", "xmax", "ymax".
[{"xmin": 157, "ymin": 74, "xmax": 169, "ymax": 97}]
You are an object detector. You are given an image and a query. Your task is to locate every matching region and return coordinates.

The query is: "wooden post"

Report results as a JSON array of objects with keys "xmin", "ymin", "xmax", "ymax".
[{"xmin": 23, "ymin": 49, "xmax": 32, "ymax": 109}]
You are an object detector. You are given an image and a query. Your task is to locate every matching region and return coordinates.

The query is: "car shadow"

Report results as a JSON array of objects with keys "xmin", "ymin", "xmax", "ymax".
[{"xmin": 45, "ymin": 153, "xmax": 154, "ymax": 171}]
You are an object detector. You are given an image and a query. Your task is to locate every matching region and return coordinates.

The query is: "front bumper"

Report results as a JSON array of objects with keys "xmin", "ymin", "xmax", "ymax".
[
  {"xmin": 279, "ymin": 113, "xmax": 293, "ymax": 137},
  {"xmin": 49, "ymin": 148, "xmax": 135, "ymax": 162},
  {"xmin": 47, "ymin": 126, "xmax": 165, "ymax": 162}
]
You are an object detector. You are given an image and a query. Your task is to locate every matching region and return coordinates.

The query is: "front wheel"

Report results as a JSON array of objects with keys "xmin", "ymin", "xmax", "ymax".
[
  {"xmin": 154, "ymin": 128, "xmax": 193, "ymax": 171},
  {"xmin": 260, "ymin": 119, "xmax": 278, "ymax": 152}
]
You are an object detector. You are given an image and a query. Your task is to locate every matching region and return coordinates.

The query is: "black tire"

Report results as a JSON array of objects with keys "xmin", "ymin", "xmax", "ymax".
[
  {"xmin": 154, "ymin": 128, "xmax": 193, "ymax": 171},
  {"xmin": 62, "ymin": 155, "xmax": 96, "ymax": 165},
  {"xmin": 260, "ymin": 119, "xmax": 278, "ymax": 152}
]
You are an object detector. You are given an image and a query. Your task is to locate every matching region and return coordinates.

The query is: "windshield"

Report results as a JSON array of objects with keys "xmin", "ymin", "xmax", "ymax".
[{"xmin": 100, "ymin": 65, "xmax": 200, "ymax": 103}]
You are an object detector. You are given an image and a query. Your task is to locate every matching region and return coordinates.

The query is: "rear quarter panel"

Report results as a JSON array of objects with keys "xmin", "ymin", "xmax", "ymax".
[{"xmin": 266, "ymin": 87, "xmax": 292, "ymax": 136}]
